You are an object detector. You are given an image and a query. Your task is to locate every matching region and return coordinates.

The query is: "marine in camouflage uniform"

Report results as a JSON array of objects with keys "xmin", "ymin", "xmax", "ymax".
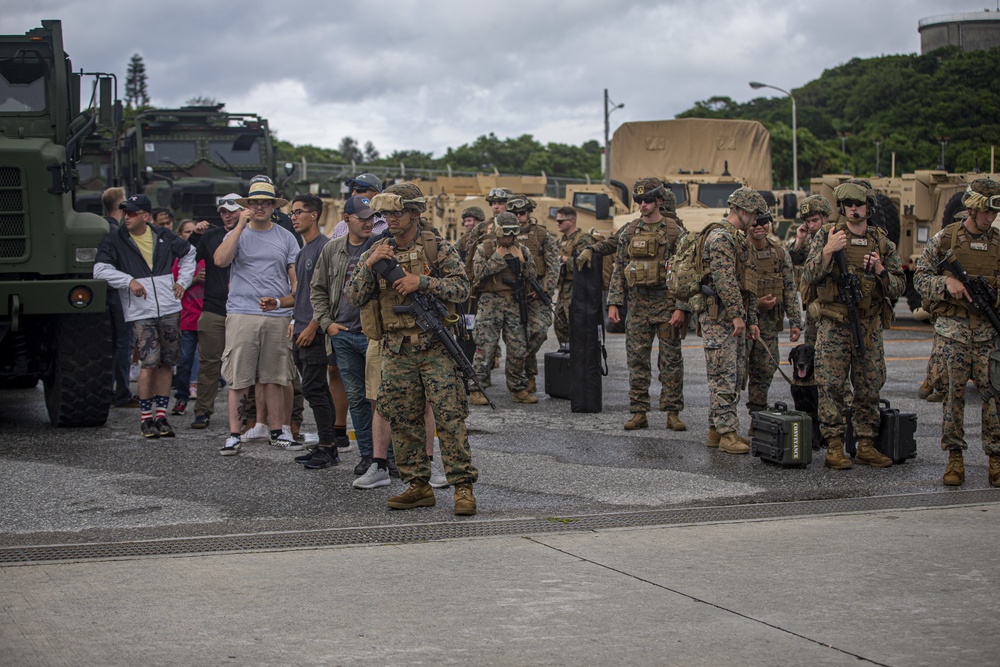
[
  {"xmin": 784, "ymin": 195, "xmax": 831, "ymax": 346},
  {"xmin": 468, "ymin": 213, "xmax": 538, "ymax": 404},
  {"xmin": 346, "ymin": 183, "xmax": 478, "ymax": 515},
  {"xmin": 913, "ymin": 177, "xmax": 1000, "ymax": 488},
  {"xmin": 507, "ymin": 195, "xmax": 560, "ymax": 391},
  {"xmin": 456, "ymin": 205, "xmax": 486, "ymax": 264},
  {"xmin": 699, "ymin": 187, "xmax": 763, "ymax": 454},
  {"xmin": 608, "ymin": 178, "xmax": 689, "ymax": 432},
  {"xmin": 802, "ymin": 182, "xmax": 906, "ymax": 470},
  {"xmin": 553, "ymin": 206, "xmax": 595, "ymax": 347},
  {"xmin": 746, "ymin": 213, "xmax": 802, "ymax": 418}
]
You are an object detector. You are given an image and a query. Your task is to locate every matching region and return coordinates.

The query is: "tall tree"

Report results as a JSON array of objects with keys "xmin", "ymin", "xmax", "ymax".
[
  {"xmin": 185, "ymin": 96, "xmax": 219, "ymax": 107},
  {"xmin": 363, "ymin": 141, "xmax": 380, "ymax": 163},
  {"xmin": 338, "ymin": 136, "xmax": 363, "ymax": 164},
  {"xmin": 124, "ymin": 54, "xmax": 150, "ymax": 107}
]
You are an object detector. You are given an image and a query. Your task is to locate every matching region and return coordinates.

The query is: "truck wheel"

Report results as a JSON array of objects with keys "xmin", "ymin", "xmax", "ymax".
[
  {"xmin": 44, "ymin": 314, "xmax": 112, "ymax": 427},
  {"xmin": 942, "ymin": 191, "xmax": 966, "ymax": 226},
  {"xmin": 0, "ymin": 374, "xmax": 39, "ymax": 389},
  {"xmin": 872, "ymin": 193, "xmax": 900, "ymax": 247}
]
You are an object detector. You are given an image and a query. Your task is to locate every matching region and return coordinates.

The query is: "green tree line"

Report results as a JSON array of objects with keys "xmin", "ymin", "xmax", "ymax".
[{"xmin": 679, "ymin": 45, "xmax": 1000, "ymax": 187}]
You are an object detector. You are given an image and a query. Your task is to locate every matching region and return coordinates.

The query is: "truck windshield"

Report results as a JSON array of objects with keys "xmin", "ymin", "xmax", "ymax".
[
  {"xmin": 668, "ymin": 183, "xmax": 688, "ymax": 207},
  {"xmin": 0, "ymin": 61, "xmax": 46, "ymax": 112},
  {"xmin": 144, "ymin": 141, "xmax": 197, "ymax": 166},
  {"xmin": 697, "ymin": 184, "xmax": 741, "ymax": 208},
  {"xmin": 210, "ymin": 139, "xmax": 261, "ymax": 166}
]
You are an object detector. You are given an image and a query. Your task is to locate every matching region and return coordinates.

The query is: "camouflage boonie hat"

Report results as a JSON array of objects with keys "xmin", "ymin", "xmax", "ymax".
[
  {"xmin": 506, "ymin": 195, "xmax": 535, "ymax": 212},
  {"xmin": 461, "ymin": 206, "xmax": 486, "ymax": 221},
  {"xmin": 371, "ymin": 182, "xmax": 426, "ymax": 213},
  {"xmin": 486, "ymin": 187, "xmax": 515, "ymax": 204},
  {"xmin": 798, "ymin": 195, "xmax": 832, "ymax": 218},
  {"xmin": 964, "ymin": 178, "xmax": 1000, "ymax": 211},
  {"xmin": 494, "ymin": 212, "xmax": 520, "ymax": 237},
  {"xmin": 727, "ymin": 187, "xmax": 768, "ymax": 214}
]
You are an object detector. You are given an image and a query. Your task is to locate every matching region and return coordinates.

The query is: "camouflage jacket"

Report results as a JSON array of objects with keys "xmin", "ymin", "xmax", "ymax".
[
  {"xmin": 346, "ymin": 229, "xmax": 469, "ymax": 352},
  {"xmin": 752, "ymin": 236, "xmax": 801, "ymax": 329},
  {"xmin": 589, "ymin": 226, "xmax": 623, "ymax": 257},
  {"xmin": 607, "ymin": 216, "xmax": 689, "ymax": 312},
  {"xmin": 703, "ymin": 220, "xmax": 758, "ymax": 325},
  {"xmin": 914, "ymin": 224, "xmax": 999, "ymax": 343},
  {"xmin": 784, "ymin": 228, "xmax": 817, "ymax": 266},
  {"xmin": 523, "ymin": 221, "xmax": 560, "ymax": 296},
  {"xmin": 472, "ymin": 241, "xmax": 537, "ymax": 287},
  {"xmin": 802, "ymin": 223, "xmax": 906, "ymax": 305},
  {"xmin": 557, "ymin": 228, "xmax": 595, "ymax": 286}
]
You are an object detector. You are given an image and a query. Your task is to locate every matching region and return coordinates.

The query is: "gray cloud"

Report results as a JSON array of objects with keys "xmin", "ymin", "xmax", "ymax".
[{"xmin": 1, "ymin": 0, "xmax": 953, "ymax": 157}]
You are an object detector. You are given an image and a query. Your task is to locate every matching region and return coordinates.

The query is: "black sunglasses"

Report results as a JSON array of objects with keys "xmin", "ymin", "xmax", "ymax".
[
  {"xmin": 635, "ymin": 194, "xmax": 658, "ymax": 204},
  {"xmin": 841, "ymin": 198, "xmax": 866, "ymax": 208}
]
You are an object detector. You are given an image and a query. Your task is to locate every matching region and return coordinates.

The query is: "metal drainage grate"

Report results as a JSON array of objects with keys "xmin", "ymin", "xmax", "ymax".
[{"xmin": 2, "ymin": 489, "xmax": 998, "ymax": 566}]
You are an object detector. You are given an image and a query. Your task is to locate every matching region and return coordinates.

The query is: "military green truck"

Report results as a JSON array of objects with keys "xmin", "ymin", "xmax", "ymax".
[
  {"xmin": 0, "ymin": 20, "xmax": 118, "ymax": 425},
  {"xmin": 118, "ymin": 104, "xmax": 276, "ymax": 225}
]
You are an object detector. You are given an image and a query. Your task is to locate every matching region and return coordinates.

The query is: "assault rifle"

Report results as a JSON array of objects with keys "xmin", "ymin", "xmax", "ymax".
[
  {"xmin": 937, "ymin": 251, "xmax": 1000, "ymax": 335},
  {"xmin": 503, "ymin": 257, "xmax": 531, "ymax": 340},
  {"xmin": 527, "ymin": 276, "xmax": 554, "ymax": 309},
  {"xmin": 833, "ymin": 250, "xmax": 866, "ymax": 360},
  {"xmin": 372, "ymin": 256, "xmax": 496, "ymax": 409}
]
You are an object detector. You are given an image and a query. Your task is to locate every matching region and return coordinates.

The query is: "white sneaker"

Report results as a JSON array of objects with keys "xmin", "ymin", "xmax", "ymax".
[
  {"xmin": 220, "ymin": 435, "xmax": 241, "ymax": 456},
  {"xmin": 429, "ymin": 460, "xmax": 449, "ymax": 488},
  {"xmin": 353, "ymin": 463, "xmax": 391, "ymax": 489},
  {"xmin": 242, "ymin": 423, "xmax": 269, "ymax": 442},
  {"xmin": 281, "ymin": 425, "xmax": 294, "ymax": 442}
]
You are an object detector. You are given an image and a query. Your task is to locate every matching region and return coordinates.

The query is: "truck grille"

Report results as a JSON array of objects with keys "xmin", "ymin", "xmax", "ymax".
[{"xmin": 0, "ymin": 167, "xmax": 27, "ymax": 261}]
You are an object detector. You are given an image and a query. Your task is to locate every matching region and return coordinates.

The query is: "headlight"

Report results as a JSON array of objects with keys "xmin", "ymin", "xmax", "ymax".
[{"xmin": 75, "ymin": 247, "xmax": 98, "ymax": 263}]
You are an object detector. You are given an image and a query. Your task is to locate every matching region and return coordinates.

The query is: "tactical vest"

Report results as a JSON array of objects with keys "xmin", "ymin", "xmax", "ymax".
[
  {"xmin": 558, "ymin": 229, "xmax": 591, "ymax": 284},
  {"xmin": 752, "ymin": 239, "xmax": 787, "ymax": 322},
  {"xmin": 476, "ymin": 238, "xmax": 517, "ymax": 294},
  {"xmin": 929, "ymin": 221, "xmax": 1000, "ymax": 321},
  {"xmin": 623, "ymin": 217, "xmax": 679, "ymax": 288},
  {"xmin": 464, "ymin": 219, "xmax": 495, "ymax": 287},
  {"xmin": 517, "ymin": 223, "xmax": 550, "ymax": 279},
  {"xmin": 815, "ymin": 222, "xmax": 890, "ymax": 319},
  {"xmin": 360, "ymin": 231, "xmax": 449, "ymax": 339}
]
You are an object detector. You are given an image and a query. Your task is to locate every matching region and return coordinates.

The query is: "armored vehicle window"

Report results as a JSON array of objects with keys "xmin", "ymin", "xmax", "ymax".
[
  {"xmin": 697, "ymin": 184, "xmax": 740, "ymax": 208},
  {"xmin": 76, "ymin": 162, "xmax": 95, "ymax": 181},
  {"xmin": 144, "ymin": 141, "xmax": 197, "ymax": 166},
  {"xmin": 573, "ymin": 192, "xmax": 600, "ymax": 213},
  {"xmin": 0, "ymin": 60, "xmax": 46, "ymax": 112},
  {"xmin": 668, "ymin": 183, "xmax": 688, "ymax": 207},
  {"xmin": 210, "ymin": 139, "xmax": 261, "ymax": 166}
]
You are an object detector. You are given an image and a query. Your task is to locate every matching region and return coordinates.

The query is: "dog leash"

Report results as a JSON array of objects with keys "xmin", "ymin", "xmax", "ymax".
[{"xmin": 751, "ymin": 337, "xmax": 796, "ymax": 385}]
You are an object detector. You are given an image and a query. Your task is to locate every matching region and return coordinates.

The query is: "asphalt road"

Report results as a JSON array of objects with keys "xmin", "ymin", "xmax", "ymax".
[{"xmin": 0, "ymin": 304, "xmax": 992, "ymax": 548}]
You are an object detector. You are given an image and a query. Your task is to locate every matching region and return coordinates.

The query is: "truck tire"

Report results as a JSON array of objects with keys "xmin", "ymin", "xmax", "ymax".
[
  {"xmin": 942, "ymin": 191, "xmax": 966, "ymax": 226},
  {"xmin": 0, "ymin": 375, "xmax": 39, "ymax": 389},
  {"xmin": 872, "ymin": 193, "xmax": 900, "ymax": 247},
  {"xmin": 44, "ymin": 313, "xmax": 112, "ymax": 427}
]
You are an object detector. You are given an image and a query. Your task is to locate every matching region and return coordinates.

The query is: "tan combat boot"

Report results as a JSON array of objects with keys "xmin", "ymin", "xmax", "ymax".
[
  {"xmin": 989, "ymin": 455, "xmax": 1000, "ymax": 488},
  {"xmin": 855, "ymin": 437, "xmax": 893, "ymax": 468},
  {"xmin": 825, "ymin": 438, "xmax": 854, "ymax": 470},
  {"xmin": 706, "ymin": 426, "xmax": 720, "ymax": 448},
  {"xmin": 527, "ymin": 377, "xmax": 537, "ymax": 394},
  {"xmin": 387, "ymin": 480, "xmax": 435, "ymax": 510},
  {"xmin": 666, "ymin": 412, "xmax": 687, "ymax": 431},
  {"xmin": 624, "ymin": 413, "xmax": 648, "ymax": 430},
  {"xmin": 927, "ymin": 390, "xmax": 945, "ymax": 403},
  {"xmin": 469, "ymin": 391, "xmax": 489, "ymax": 406},
  {"xmin": 943, "ymin": 450, "xmax": 965, "ymax": 487},
  {"xmin": 719, "ymin": 431, "xmax": 750, "ymax": 455},
  {"xmin": 511, "ymin": 390, "xmax": 538, "ymax": 404},
  {"xmin": 917, "ymin": 379, "xmax": 933, "ymax": 400},
  {"xmin": 453, "ymin": 483, "xmax": 477, "ymax": 516}
]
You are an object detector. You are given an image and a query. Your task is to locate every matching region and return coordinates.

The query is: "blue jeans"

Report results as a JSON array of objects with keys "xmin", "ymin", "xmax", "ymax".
[
  {"xmin": 330, "ymin": 332, "xmax": 373, "ymax": 457},
  {"xmin": 173, "ymin": 330, "xmax": 199, "ymax": 400}
]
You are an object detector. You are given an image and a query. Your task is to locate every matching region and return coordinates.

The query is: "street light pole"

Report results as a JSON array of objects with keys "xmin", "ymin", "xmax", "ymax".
[
  {"xmin": 935, "ymin": 135, "xmax": 950, "ymax": 171},
  {"xmin": 749, "ymin": 81, "xmax": 797, "ymax": 192},
  {"xmin": 604, "ymin": 88, "xmax": 624, "ymax": 185}
]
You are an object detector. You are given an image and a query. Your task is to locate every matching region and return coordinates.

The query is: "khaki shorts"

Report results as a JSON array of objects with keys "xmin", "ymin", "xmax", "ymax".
[
  {"xmin": 365, "ymin": 340, "xmax": 383, "ymax": 400},
  {"xmin": 222, "ymin": 313, "xmax": 293, "ymax": 390},
  {"xmin": 132, "ymin": 313, "xmax": 181, "ymax": 369}
]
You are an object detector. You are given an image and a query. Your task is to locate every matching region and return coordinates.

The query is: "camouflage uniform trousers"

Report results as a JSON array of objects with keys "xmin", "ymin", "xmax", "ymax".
[
  {"xmin": 747, "ymin": 314, "xmax": 784, "ymax": 414},
  {"xmin": 815, "ymin": 317, "xmax": 886, "ymax": 442},
  {"xmin": 626, "ymin": 295, "xmax": 683, "ymax": 414},
  {"xmin": 376, "ymin": 341, "xmax": 478, "ymax": 486},
  {"xmin": 938, "ymin": 333, "xmax": 1000, "ymax": 455},
  {"xmin": 700, "ymin": 313, "xmax": 745, "ymax": 434},
  {"xmin": 471, "ymin": 291, "xmax": 529, "ymax": 393},
  {"xmin": 524, "ymin": 298, "xmax": 554, "ymax": 379},
  {"xmin": 803, "ymin": 309, "xmax": 818, "ymax": 347},
  {"xmin": 925, "ymin": 332, "xmax": 947, "ymax": 393},
  {"xmin": 554, "ymin": 282, "xmax": 572, "ymax": 346}
]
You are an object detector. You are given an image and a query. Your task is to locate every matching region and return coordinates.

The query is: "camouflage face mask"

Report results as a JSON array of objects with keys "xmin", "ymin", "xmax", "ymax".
[{"xmin": 370, "ymin": 193, "xmax": 403, "ymax": 212}]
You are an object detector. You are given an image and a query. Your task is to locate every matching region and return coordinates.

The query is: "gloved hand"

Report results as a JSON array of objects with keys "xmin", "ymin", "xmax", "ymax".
[{"xmin": 576, "ymin": 248, "xmax": 593, "ymax": 270}]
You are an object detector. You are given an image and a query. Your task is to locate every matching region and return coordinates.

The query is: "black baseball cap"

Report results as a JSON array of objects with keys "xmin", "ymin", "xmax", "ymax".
[
  {"xmin": 119, "ymin": 194, "xmax": 152, "ymax": 214},
  {"xmin": 343, "ymin": 195, "xmax": 375, "ymax": 219}
]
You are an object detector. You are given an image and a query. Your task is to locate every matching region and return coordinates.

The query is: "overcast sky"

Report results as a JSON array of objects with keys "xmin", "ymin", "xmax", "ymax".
[{"xmin": 1, "ymin": 0, "xmax": 974, "ymax": 157}]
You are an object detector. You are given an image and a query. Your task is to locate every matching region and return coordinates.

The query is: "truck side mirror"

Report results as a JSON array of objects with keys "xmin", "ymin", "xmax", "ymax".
[
  {"xmin": 782, "ymin": 193, "xmax": 798, "ymax": 220},
  {"xmin": 594, "ymin": 193, "xmax": 610, "ymax": 220}
]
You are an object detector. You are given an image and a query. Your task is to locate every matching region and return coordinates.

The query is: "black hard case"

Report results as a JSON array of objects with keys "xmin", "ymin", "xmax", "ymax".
[
  {"xmin": 874, "ymin": 399, "xmax": 917, "ymax": 463},
  {"xmin": 750, "ymin": 402, "xmax": 813, "ymax": 468},
  {"xmin": 544, "ymin": 351, "xmax": 572, "ymax": 399}
]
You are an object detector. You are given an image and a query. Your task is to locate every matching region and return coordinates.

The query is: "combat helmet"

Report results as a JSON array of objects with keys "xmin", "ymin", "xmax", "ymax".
[
  {"xmin": 486, "ymin": 187, "xmax": 515, "ymax": 204},
  {"xmin": 962, "ymin": 178, "xmax": 1000, "ymax": 212},
  {"xmin": 798, "ymin": 195, "xmax": 832, "ymax": 219},
  {"xmin": 506, "ymin": 195, "xmax": 535, "ymax": 213},
  {"xmin": 727, "ymin": 187, "xmax": 768, "ymax": 214},
  {"xmin": 494, "ymin": 212, "xmax": 521, "ymax": 237},
  {"xmin": 833, "ymin": 179, "xmax": 875, "ymax": 215},
  {"xmin": 371, "ymin": 182, "xmax": 426, "ymax": 214},
  {"xmin": 461, "ymin": 206, "xmax": 486, "ymax": 221}
]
